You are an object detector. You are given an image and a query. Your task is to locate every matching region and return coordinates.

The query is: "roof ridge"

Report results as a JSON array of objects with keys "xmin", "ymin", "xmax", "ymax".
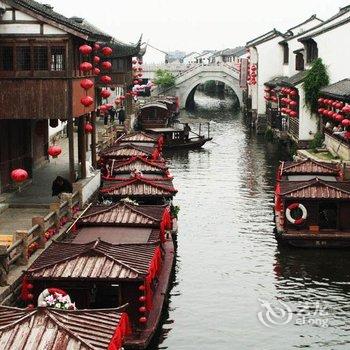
[
  {"xmin": 124, "ymin": 202, "xmax": 161, "ymax": 222},
  {"xmin": 0, "ymin": 309, "xmax": 37, "ymax": 331},
  {"xmin": 283, "ymin": 158, "xmax": 338, "ymax": 172}
]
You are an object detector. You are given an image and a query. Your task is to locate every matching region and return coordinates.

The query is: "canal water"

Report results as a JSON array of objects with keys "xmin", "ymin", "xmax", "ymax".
[{"xmin": 150, "ymin": 92, "xmax": 350, "ymax": 350}]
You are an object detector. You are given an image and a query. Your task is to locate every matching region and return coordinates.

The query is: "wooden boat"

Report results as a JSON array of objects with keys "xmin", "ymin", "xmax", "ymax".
[
  {"xmin": 116, "ymin": 131, "xmax": 161, "ymax": 148},
  {"xmin": 274, "ymin": 158, "xmax": 350, "ymax": 248},
  {"xmin": 21, "ymin": 202, "xmax": 175, "ymax": 349},
  {"xmin": 138, "ymin": 102, "xmax": 170, "ymax": 129},
  {"xmin": 99, "ymin": 173, "xmax": 177, "ymax": 205},
  {"xmin": 0, "ymin": 306, "xmax": 131, "ymax": 350},
  {"xmin": 146, "ymin": 124, "xmax": 212, "ymax": 150}
]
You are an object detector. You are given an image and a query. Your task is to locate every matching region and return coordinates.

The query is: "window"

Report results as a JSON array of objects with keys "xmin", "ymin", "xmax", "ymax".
[
  {"xmin": 295, "ymin": 52, "xmax": 304, "ymax": 71},
  {"xmin": 16, "ymin": 46, "xmax": 31, "ymax": 71},
  {"xmin": 51, "ymin": 46, "xmax": 65, "ymax": 71},
  {"xmin": 282, "ymin": 43, "xmax": 289, "ymax": 64},
  {"xmin": 112, "ymin": 58, "xmax": 125, "ymax": 72},
  {"xmin": 306, "ymin": 39, "xmax": 318, "ymax": 63},
  {"xmin": 0, "ymin": 46, "xmax": 13, "ymax": 71},
  {"xmin": 34, "ymin": 46, "xmax": 48, "ymax": 70}
]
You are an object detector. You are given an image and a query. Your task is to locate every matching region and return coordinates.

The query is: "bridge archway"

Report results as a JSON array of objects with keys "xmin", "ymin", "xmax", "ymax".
[{"xmin": 179, "ymin": 75, "xmax": 242, "ymax": 110}]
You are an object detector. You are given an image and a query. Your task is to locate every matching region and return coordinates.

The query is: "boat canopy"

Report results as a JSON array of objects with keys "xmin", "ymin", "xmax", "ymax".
[{"xmin": 140, "ymin": 102, "xmax": 168, "ymax": 111}]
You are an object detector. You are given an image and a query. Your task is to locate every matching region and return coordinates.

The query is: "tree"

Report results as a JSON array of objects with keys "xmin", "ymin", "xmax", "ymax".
[
  {"xmin": 303, "ymin": 58, "xmax": 329, "ymax": 113},
  {"xmin": 154, "ymin": 69, "xmax": 176, "ymax": 89}
]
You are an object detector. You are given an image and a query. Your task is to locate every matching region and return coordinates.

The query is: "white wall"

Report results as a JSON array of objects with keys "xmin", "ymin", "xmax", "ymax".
[
  {"xmin": 143, "ymin": 45, "xmax": 167, "ymax": 64},
  {"xmin": 183, "ymin": 53, "xmax": 199, "ymax": 64}
]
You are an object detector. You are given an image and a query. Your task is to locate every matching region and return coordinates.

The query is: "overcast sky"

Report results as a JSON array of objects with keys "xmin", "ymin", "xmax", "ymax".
[{"xmin": 45, "ymin": 0, "xmax": 349, "ymax": 52}]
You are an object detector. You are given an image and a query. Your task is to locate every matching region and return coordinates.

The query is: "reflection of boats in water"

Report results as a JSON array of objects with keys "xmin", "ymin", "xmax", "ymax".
[{"xmin": 274, "ymin": 247, "xmax": 350, "ymax": 294}]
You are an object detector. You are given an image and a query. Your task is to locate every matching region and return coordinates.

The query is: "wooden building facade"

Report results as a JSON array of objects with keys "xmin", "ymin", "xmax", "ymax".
[{"xmin": 0, "ymin": 0, "xmax": 140, "ymax": 192}]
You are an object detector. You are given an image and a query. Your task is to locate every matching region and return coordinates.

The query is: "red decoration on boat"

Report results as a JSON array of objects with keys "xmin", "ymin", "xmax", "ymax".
[
  {"xmin": 11, "ymin": 168, "xmax": 28, "ymax": 182},
  {"xmin": 138, "ymin": 285, "xmax": 145, "ymax": 291},
  {"xmin": 80, "ymin": 79, "xmax": 94, "ymax": 90},
  {"xmin": 100, "ymin": 75, "xmax": 112, "ymax": 84},
  {"xmin": 79, "ymin": 44, "xmax": 92, "ymax": 55},
  {"xmin": 93, "ymin": 55, "xmax": 100, "ymax": 64},
  {"xmin": 93, "ymin": 67, "xmax": 101, "ymax": 75},
  {"xmin": 27, "ymin": 293, "xmax": 33, "ymax": 300},
  {"xmin": 101, "ymin": 89, "xmax": 111, "ymax": 98},
  {"xmin": 101, "ymin": 46, "xmax": 113, "ymax": 56},
  {"xmin": 93, "ymin": 43, "xmax": 100, "ymax": 51},
  {"xmin": 80, "ymin": 62, "xmax": 92, "ymax": 72},
  {"xmin": 85, "ymin": 123, "xmax": 93, "ymax": 133},
  {"xmin": 139, "ymin": 306, "xmax": 147, "ymax": 313},
  {"xmin": 80, "ymin": 96, "xmax": 94, "ymax": 107},
  {"xmin": 139, "ymin": 317, "xmax": 147, "ymax": 324},
  {"xmin": 101, "ymin": 61, "xmax": 112, "ymax": 70},
  {"xmin": 48, "ymin": 145, "xmax": 62, "ymax": 158},
  {"xmin": 139, "ymin": 296, "xmax": 146, "ymax": 302}
]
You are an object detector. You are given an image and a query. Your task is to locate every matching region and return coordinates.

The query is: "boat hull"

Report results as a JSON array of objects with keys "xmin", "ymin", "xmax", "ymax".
[
  {"xmin": 124, "ymin": 239, "xmax": 175, "ymax": 349},
  {"xmin": 164, "ymin": 138, "xmax": 212, "ymax": 150}
]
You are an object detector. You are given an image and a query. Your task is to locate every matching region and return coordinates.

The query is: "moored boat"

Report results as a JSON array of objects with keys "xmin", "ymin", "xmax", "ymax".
[{"xmin": 274, "ymin": 158, "xmax": 350, "ymax": 248}]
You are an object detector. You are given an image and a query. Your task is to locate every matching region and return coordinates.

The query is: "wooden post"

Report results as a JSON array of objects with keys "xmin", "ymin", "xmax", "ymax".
[
  {"xmin": 50, "ymin": 202, "xmax": 61, "ymax": 230},
  {"xmin": 78, "ymin": 116, "xmax": 87, "ymax": 179},
  {"xmin": 32, "ymin": 216, "xmax": 46, "ymax": 249},
  {"xmin": 14, "ymin": 230, "xmax": 29, "ymax": 266},
  {"xmin": 0, "ymin": 246, "xmax": 9, "ymax": 286},
  {"xmin": 91, "ymin": 111, "xmax": 97, "ymax": 168},
  {"xmin": 67, "ymin": 117, "xmax": 75, "ymax": 183},
  {"xmin": 61, "ymin": 193, "xmax": 73, "ymax": 220}
]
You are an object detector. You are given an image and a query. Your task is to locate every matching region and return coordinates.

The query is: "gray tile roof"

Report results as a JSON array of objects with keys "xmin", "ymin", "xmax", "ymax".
[
  {"xmin": 265, "ymin": 76, "xmax": 289, "ymax": 87},
  {"xmin": 281, "ymin": 70, "xmax": 309, "ymax": 87},
  {"xmin": 320, "ymin": 79, "xmax": 350, "ymax": 100}
]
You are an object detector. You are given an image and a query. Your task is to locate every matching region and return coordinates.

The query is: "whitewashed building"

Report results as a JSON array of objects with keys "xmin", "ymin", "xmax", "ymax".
[
  {"xmin": 183, "ymin": 52, "xmax": 199, "ymax": 64},
  {"xmin": 142, "ymin": 43, "xmax": 167, "ymax": 64},
  {"xmin": 196, "ymin": 51, "xmax": 215, "ymax": 65}
]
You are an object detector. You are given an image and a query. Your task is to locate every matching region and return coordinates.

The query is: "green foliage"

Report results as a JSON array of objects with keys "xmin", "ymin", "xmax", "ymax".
[
  {"xmin": 309, "ymin": 132, "xmax": 325, "ymax": 150},
  {"xmin": 203, "ymin": 80, "xmax": 217, "ymax": 94},
  {"xmin": 170, "ymin": 205, "xmax": 180, "ymax": 219},
  {"xmin": 303, "ymin": 58, "xmax": 329, "ymax": 113},
  {"xmin": 154, "ymin": 69, "xmax": 176, "ymax": 89}
]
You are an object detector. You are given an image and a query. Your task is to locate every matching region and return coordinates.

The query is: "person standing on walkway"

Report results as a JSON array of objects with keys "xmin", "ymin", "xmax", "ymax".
[
  {"xmin": 109, "ymin": 106, "xmax": 116, "ymax": 123},
  {"xmin": 118, "ymin": 106, "xmax": 126, "ymax": 125}
]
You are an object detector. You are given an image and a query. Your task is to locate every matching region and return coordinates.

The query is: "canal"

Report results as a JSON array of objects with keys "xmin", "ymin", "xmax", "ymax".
[{"xmin": 150, "ymin": 92, "xmax": 350, "ymax": 349}]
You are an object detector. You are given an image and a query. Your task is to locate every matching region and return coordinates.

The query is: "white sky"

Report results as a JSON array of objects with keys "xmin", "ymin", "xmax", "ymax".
[{"xmin": 44, "ymin": 0, "xmax": 349, "ymax": 52}]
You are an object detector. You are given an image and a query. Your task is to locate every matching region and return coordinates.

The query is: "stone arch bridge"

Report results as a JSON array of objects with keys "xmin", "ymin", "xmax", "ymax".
[{"xmin": 152, "ymin": 64, "xmax": 242, "ymax": 109}]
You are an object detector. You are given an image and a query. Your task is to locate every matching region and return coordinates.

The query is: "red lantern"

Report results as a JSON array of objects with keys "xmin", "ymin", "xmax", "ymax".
[
  {"xmin": 138, "ymin": 60, "xmax": 143, "ymax": 65},
  {"xmin": 138, "ymin": 67, "xmax": 143, "ymax": 72},
  {"xmin": 80, "ymin": 79, "xmax": 94, "ymax": 90},
  {"xmin": 11, "ymin": 169, "xmax": 28, "ymax": 183},
  {"xmin": 290, "ymin": 90, "xmax": 297, "ymax": 97},
  {"xmin": 336, "ymin": 102, "xmax": 343, "ymax": 109},
  {"xmin": 120, "ymin": 95, "xmax": 126, "ymax": 100},
  {"xmin": 139, "ymin": 317, "xmax": 147, "ymax": 324},
  {"xmin": 342, "ymin": 119, "xmax": 350, "ymax": 126},
  {"xmin": 27, "ymin": 293, "xmax": 33, "ymax": 300},
  {"xmin": 93, "ymin": 43, "xmax": 100, "ymax": 51},
  {"xmin": 290, "ymin": 101, "xmax": 297, "ymax": 107},
  {"xmin": 134, "ymin": 80, "xmax": 139, "ymax": 84},
  {"xmin": 318, "ymin": 98, "xmax": 324, "ymax": 104},
  {"xmin": 85, "ymin": 123, "xmax": 93, "ymax": 133},
  {"xmin": 93, "ymin": 56, "xmax": 100, "ymax": 64},
  {"xmin": 80, "ymin": 62, "xmax": 92, "ymax": 72},
  {"xmin": 48, "ymin": 145, "xmax": 62, "ymax": 158},
  {"xmin": 115, "ymin": 98, "xmax": 121, "ymax": 105},
  {"xmin": 138, "ymin": 73, "xmax": 143, "ymax": 77},
  {"xmin": 332, "ymin": 101, "xmax": 338, "ymax": 107},
  {"xmin": 27, "ymin": 283, "xmax": 33, "ymax": 290},
  {"xmin": 318, "ymin": 108, "xmax": 325, "ymax": 114},
  {"xmin": 132, "ymin": 59, "xmax": 137, "ymax": 64},
  {"xmin": 99, "ymin": 104, "xmax": 108, "ymax": 112},
  {"xmin": 336, "ymin": 114, "xmax": 344, "ymax": 122},
  {"xmin": 100, "ymin": 75, "xmax": 112, "ymax": 84},
  {"xmin": 290, "ymin": 111, "xmax": 297, "ymax": 118},
  {"xmin": 100, "ymin": 89, "xmax": 111, "ymax": 99},
  {"xmin": 139, "ymin": 306, "xmax": 147, "ymax": 313},
  {"xmin": 138, "ymin": 285, "xmax": 145, "ymax": 291},
  {"xmin": 80, "ymin": 96, "xmax": 94, "ymax": 107},
  {"xmin": 93, "ymin": 67, "xmax": 101, "ymax": 75},
  {"xmin": 27, "ymin": 304, "xmax": 35, "ymax": 310},
  {"xmin": 101, "ymin": 46, "xmax": 113, "ymax": 56},
  {"xmin": 323, "ymin": 110, "xmax": 329, "ymax": 116},
  {"xmin": 327, "ymin": 110, "xmax": 334, "ymax": 117},
  {"xmin": 101, "ymin": 61, "xmax": 112, "ymax": 70},
  {"xmin": 139, "ymin": 296, "xmax": 146, "ymax": 302},
  {"xmin": 79, "ymin": 44, "xmax": 92, "ymax": 55}
]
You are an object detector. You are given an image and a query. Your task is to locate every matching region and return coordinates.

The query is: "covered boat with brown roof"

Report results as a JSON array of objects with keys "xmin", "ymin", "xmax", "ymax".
[
  {"xmin": 137, "ymin": 102, "xmax": 170, "ymax": 129},
  {"xmin": 275, "ymin": 173, "xmax": 350, "ymax": 248},
  {"xmin": 24, "ymin": 237, "xmax": 174, "ymax": 350},
  {"xmin": 117, "ymin": 131, "xmax": 161, "ymax": 148},
  {"xmin": 0, "ymin": 305, "xmax": 131, "ymax": 350},
  {"xmin": 100, "ymin": 175, "xmax": 177, "ymax": 204},
  {"xmin": 103, "ymin": 156, "xmax": 169, "ymax": 179},
  {"xmin": 73, "ymin": 201, "xmax": 174, "ymax": 244}
]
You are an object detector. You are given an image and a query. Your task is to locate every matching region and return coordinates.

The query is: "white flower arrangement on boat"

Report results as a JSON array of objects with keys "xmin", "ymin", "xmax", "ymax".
[{"xmin": 38, "ymin": 288, "xmax": 76, "ymax": 310}]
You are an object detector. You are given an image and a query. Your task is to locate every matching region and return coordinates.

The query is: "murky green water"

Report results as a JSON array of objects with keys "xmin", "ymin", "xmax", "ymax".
[{"xmin": 150, "ymin": 93, "xmax": 350, "ymax": 350}]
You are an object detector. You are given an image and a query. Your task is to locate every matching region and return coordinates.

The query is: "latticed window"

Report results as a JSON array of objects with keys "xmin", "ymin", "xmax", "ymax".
[
  {"xmin": 16, "ymin": 46, "xmax": 31, "ymax": 70},
  {"xmin": 51, "ymin": 46, "xmax": 65, "ymax": 71},
  {"xmin": 0, "ymin": 46, "xmax": 13, "ymax": 71},
  {"xmin": 112, "ymin": 58, "xmax": 125, "ymax": 72},
  {"xmin": 34, "ymin": 46, "xmax": 48, "ymax": 70},
  {"xmin": 295, "ymin": 52, "xmax": 304, "ymax": 71}
]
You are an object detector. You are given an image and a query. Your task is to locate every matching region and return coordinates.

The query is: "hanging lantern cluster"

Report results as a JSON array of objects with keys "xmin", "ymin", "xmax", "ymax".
[
  {"xmin": 79, "ymin": 44, "xmax": 95, "ymax": 109},
  {"xmin": 264, "ymin": 86, "xmax": 277, "ymax": 103},
  {"xmin": 247, "ymin": 64, "xmax": 257, "ymax": 86},
  {"xmin": 138, "ymin": 283, "xmax": 148, "ymax": 325},
  {"xmin": 318, "ymin": 97, "xmax": 350, "ymax": 125},
  {"xmin": 279, "ymin": 87, "xmax": 299, "ymax": 118}
]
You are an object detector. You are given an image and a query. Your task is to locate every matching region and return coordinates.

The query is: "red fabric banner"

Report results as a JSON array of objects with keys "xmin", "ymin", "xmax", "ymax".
[{"xmin": 108, "ymin": 313, "xmax": 132, "ymax": 350}]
